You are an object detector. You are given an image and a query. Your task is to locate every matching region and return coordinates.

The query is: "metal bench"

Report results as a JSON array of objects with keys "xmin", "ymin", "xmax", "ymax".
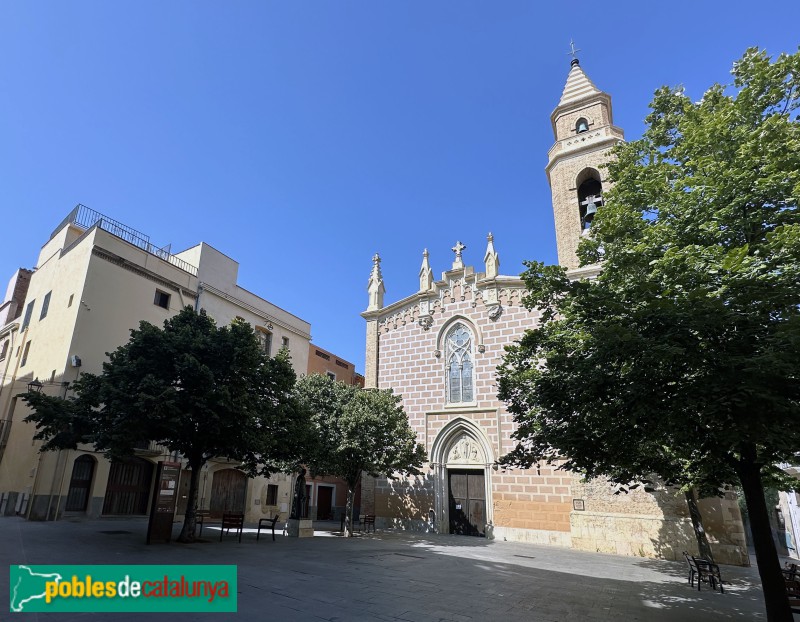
[{"xmin": 257, "ymin": 514, "xmax": 280, "ymax": 541}]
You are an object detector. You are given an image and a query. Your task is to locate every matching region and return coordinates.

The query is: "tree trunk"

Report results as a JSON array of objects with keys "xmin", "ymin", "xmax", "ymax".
[
  {"xmin": 737, "ymin": 457, "xmax": 792, "ymax": 622},
  {"xmin": 684, "ymin": 488, "xmax": 714, "ymax": 562},
  {"xmin": 343, "ymin": 471, "xmax": 360, "ymax": 538},
  {"xmin": 177, "ymin": 460, "xmax": 203, "ymax": 543}
]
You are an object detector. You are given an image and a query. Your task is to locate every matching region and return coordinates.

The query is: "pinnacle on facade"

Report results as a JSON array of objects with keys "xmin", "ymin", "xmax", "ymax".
[
  {"xmin": 419, "ymin": 249, "xmax": 433, "ymax": 292},
  {"xmin": 367, "ymin": 253, "xmax": 385, "ymax": 311},
  {"xmin": 483, "ymin": 232, "xmax": 499, "ymax": 279}
]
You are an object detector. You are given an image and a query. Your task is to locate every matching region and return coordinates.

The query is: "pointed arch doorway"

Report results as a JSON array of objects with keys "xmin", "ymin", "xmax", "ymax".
[{"xmin": 430, "ymin": 418, "xmax": 493, "ymax": 537}]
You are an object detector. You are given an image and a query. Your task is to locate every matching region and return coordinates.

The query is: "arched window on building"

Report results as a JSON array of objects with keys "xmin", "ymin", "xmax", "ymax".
[
  {"xmin": 445, "ymin": 322, "xmax": 474, "ymax": 404},
  {"xmin": 577, "ymin": 170, "xmax": 603, "ymax": 230},
  {"xmin": 576, "ymin": 117, "xmax": 589, "ymax": 133}
]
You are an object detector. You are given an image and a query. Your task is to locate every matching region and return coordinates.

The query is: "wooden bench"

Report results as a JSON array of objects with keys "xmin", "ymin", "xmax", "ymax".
[
  {"xmin": 220, "ymin": 512, "xmax": 244, "ymax": 543},
  {"xmin": 257, "ymin": 514, "xmax": 280, "ymax": 541}
]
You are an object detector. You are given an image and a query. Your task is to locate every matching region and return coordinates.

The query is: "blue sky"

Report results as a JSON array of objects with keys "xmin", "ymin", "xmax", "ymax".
[{"xmin": 1, "ymin": 2, "xmax": 797, "ymax": 373}]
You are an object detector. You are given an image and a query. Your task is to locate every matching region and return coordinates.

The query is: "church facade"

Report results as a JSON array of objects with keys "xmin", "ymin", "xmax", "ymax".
[{"xmin": 361, "ymin": 59, "xmax": 748, "ymax": 565}]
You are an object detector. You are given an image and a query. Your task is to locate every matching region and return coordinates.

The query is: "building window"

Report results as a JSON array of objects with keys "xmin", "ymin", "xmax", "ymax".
[
  {"xmin": 20, "ymin": 341, "xmax": 31, "ymax": 367},
  {"xmin": 315, "ymin": 350, "xmax": 331, "ymax": 360},
  {"xmin": 326, "ymin": 372, "xmax": 336, "ymax": 381},
  {"xmin": 576, "ymin": 117, "xmax": 589, "ymax": 133},
  {"xmin": 68, "ymin": 294, "xmax": 74, "ymax": 307},
  {"xmin": 445, "ymin": 322, "xmax": 474, "ymax": 403},
  {"xmin": 256, "ymin": 329, "xmax": 272, "ymax": 356},
  {"xmin": 282, "ymin": 337, "xmax": 289, "ymax": 348},
  {"xmin": 266, "ymin": 484, "xmax": 278, "ymax": 506},
  {"xmin": 154, "ymin": 290, "xmax": 171, "ymax": 309},
  {"xmin": 21, "ymin": 300, "xmax": 35, "ymax": 330},
  {"xmin": 0, "ymin": 340, "xmax": 8, "ymax": 361},
  {"xmin": 335, "ymin": 359, "xmax": 348, "ymax": 369},
  {"xmin": 39, "ymin": 291, "xmax": 52, "ymax": 320}
]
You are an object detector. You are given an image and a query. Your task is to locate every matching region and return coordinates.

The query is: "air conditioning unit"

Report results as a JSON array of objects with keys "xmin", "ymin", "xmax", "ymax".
[{"xmin": 70, "ymin": 355, "xmax": 82, "ymax": 368}]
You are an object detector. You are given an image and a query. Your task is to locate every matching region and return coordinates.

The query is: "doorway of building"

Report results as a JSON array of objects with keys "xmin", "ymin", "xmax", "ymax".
[
  {"xmin": 209, "ymin": 468, "xmax": 247, "ymax": 518},
  {"xmin": 448, "ymin": 469, "xmax": 486, "ymax": 536},
  {"xmin": 65, "ymin": 455, "xmax": 95, "ymax": 512},
  {"xmin": 317, "ymin": 485, "xmax": 333, "ymax": 520},
  {"xmin": 103, "ymin": 457, "xmax": 154, "ymax": 515}
]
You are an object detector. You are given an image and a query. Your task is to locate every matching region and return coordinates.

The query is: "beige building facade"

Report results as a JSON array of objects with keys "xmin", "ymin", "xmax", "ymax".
[
  {"xmin": 361, "ymin": 60, "xmax": 748, "ymax": 565},
  {"xmin": 0, "ymin": 205, "xmax": 311, "ymax": 525}
]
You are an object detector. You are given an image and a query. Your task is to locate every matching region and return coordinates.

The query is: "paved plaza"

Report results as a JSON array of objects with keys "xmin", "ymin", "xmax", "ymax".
[{"xmin": 1, "ymin": 516, "xmax": 776, "ymax": 621}]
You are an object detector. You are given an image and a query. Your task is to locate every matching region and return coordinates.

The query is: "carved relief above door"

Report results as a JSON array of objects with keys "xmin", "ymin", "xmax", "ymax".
[{"xmin": 446, "ymin": 434, "xmax": 485, "ymax": 466}]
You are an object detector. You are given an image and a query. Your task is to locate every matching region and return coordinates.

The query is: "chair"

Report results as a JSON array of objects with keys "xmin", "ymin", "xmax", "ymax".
[
  {"xmin": 257, "ymin": 514, "xmax": 280, "ymax": 541},
  {"xmin": 220, "ymin": 512, "xmax": 244, "ymax": 543},
  {"xmin": 362, "ymin": 514, "xmax": 376, "ymax": 533},
  {"xmin": 693, "ymin": 556, "xmax": 724, "ymax": 593},
  {"xmin": 785, "ymin": 579, "xmax": 800, "ymax": 613},
  {"xmin": 682, "ymin": 552, "xmax": 699, "ymax": 588}
]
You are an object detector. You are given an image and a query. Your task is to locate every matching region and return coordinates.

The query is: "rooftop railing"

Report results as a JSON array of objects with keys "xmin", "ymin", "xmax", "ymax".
[{"xmin": 53, "ymin": 205, "xmax": 198, "ymax": 276}]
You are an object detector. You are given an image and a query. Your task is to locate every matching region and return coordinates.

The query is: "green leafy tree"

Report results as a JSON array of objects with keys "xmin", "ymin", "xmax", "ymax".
[
  {"xmin": 23, "ymin": 307, "xmax": 304, "ymax": 542},
  {"xmin": 498, "ymin": 48, "xmax": 800, "ymax": 622},
  {"xmin": 296, "ymin": 374, "xmax": 426, "ymax": 536}
]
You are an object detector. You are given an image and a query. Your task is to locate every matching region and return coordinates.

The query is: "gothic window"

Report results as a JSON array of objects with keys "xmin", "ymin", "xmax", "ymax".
[
  {"xmin": 445, "ymin": 322, "xmax": 474, "ymax": 403},
  {"xmin": 576, "ymin": 117, "xmax": 589, "ymax": 133}
]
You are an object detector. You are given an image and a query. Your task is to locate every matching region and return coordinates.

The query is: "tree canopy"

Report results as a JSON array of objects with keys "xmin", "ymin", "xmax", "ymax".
[
  {"xmin": 498, "ymin": 48, "xmax": 800, "ymax": 622},
  {"xmin": 24, "ymin": 306, "xmax": 304, "ymax": 541},
  {"xmin": 295, "ymin": 374, "xmax": 426, "ymax": 536}
]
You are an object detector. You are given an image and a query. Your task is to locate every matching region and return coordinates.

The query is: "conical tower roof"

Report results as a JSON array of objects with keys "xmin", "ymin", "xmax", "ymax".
[{"xmin": 557, "ymin": 60, "xmax": 601, "ymax": 108}]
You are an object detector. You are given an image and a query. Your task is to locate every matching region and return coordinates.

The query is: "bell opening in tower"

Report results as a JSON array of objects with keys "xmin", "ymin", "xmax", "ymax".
[{"xmin": 578, "ymin": 177, "xmax": 603, "ymax": 230}]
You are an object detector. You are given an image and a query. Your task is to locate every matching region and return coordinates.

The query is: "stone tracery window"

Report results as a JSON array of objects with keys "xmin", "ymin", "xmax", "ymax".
[{"xmin": 445, "ymin": 322, "xmax": 474, "ymax": 403}]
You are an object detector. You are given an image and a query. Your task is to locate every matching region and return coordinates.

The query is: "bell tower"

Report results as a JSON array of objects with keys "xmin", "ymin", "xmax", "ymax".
[{"xmin": 545, "ymin": 53, "xmax": 625, "ymax": 271}]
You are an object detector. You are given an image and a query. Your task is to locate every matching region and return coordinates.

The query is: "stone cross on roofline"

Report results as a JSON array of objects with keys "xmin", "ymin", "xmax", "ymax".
[{"xmin": 451, "ymin": 241, "xmax": 466, "ymax": 270}]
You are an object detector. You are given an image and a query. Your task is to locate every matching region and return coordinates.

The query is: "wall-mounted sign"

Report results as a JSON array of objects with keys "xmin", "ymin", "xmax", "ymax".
[{"xmin": 572, "ymin": 499, "xmax": 585, "ymax": 511}]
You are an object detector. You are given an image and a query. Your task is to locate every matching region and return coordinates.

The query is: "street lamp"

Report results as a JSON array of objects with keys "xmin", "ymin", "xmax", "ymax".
[{"xmin": 27, "ymin": 378, "xmax": 44, "ymax": 393}]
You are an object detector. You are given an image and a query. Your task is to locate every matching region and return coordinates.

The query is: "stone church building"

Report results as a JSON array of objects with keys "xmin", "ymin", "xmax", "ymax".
[{"xmin": 361, "ymin": 58, "xmax": 748, "ymax": 565}]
